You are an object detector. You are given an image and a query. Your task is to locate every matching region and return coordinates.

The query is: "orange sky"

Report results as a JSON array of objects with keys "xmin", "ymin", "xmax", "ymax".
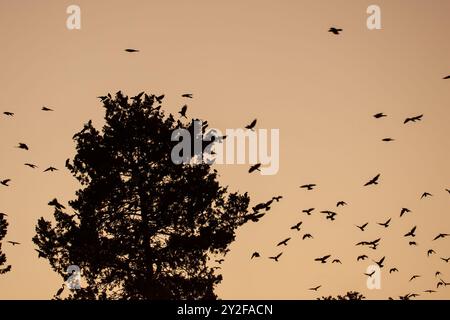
[{"xmin": 0, "ymin": 0, "xmax": 449, "ymax": 299}]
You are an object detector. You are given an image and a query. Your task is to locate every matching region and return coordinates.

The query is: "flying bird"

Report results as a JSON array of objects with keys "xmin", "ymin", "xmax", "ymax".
[
  {"xmin": 409, "ymin": 275, "xmax": 421, "ymax": 282},
  {"xmin": 435, "ymin": 271, "xmax": 442, "ymax": 277},
  {"xmin": 356, "ymin": 223, "xmax": 368, "ymax": 232},
  {"xmin": 179, "ymin": 105, "xmax": 188, "ymax": 118},
  {"xmin": 248, "ymin": 163, "xmax": 262, "ymax": 173},
  {"xmin": 373, "ymin": 112, "xmax": 387, "ymax": 119},
  {"xmin": 404, "ymin": 114, "xmax": 423, "ymax": 124},
  {"xmin": 328, "ymin": 27, "xmax": 343, "ymax": 35},
  {"xmin": 409, "ymin": 241, "xmax": 417, "ymax": 246},
  {"xmin": 290, "ymin": 222, "xmax": 303, "ymax": 231},
  {"xmin": 357, "ymin": 255, "xmax": 368, "ymax": 261},
  {"xmin": 404, "ymin": 226, "xmax": 417, "ymax": 237},
  {"xmin": 364, "ymin": 174, "xmax": 380, "ymax": 186},
  {"xmin": 181, "ymin": 93, "xmax": 193, "ymax": 98},
  {"xmin": 7, "ymin": 241, "xmax": 20, "ymax": 246},
  {"xmin": 373, "ymin": 256, "xmax": 385, "ymax": 268},
  {"xmin": 400, "ymin": 208, "xmax": 411, "ymax": 217},
  {"xmin": 441, "ymin": 257, "xmax": 450, "ymax": 263},
  {"xmin": 269, "ymin": 252, "xmax": 283, "ymax": 262},
  {"xmin": 421, "ymin": 192, "xmax": 432, "ymax": 199},
  {"xmin": 433, "ymin": 233, "xmax": 449, "ymax": 241},
  {"xmin": 309, "ymin": 285, "xmax": 321, "ymax": 291},
  {"xmin": 378, "ymin": 218, "xmax": 391, "ymax": 228},
  {"xmin": 302, "ymin": 208, "xmax": 315, "ymax": 215},
  {"xmin": 272, "ymin": 196, "xmax": 283, "ymax": 202},
  {"xmin": 332, "ymin": 259, "xmax": 342, "ymax": 264},
  {"xmin": 3, "ymin": 112, "xmax": 14, "ymax": 116},
  {"xmin": 24, "ymin": 163, "xmax": 38, "ymax": 169},
  {"xmin": 302, "ymin": 234, "xmax": 313, "ymax": 240},
  {"xmin": 446, "ymin": 188, "xmax": 450, "ymax": 194},
  {"xmin": 277, "ymin": 238, "xmax": 291, "ymax": 246},
  {"xmin": 44, "ymin": 167, "xmax": 58, "ymax": 172},
  {"xmin": 389, "ymin": 268, "xmax": 399, "ymax": 274},
  {"xmin": 1, "ymin": 179, "xmax": 11, "ymax": 186},
  {"xmin": 245, "ymin": 119, "xmax": 257, "ymax": 130},
  {"xmin": 315, "ymin": 255, "xmax": 331, "ymax": 264},
  {"xmin": 382, "ymin": 138, "xmax": 395, "ymax": 142},
  {"xmin": 322, "ymin": 211, "xmax": 337, "ymax": 221},
  {"xmin": 124, "ymin": 48, "xmax": 139, "ymax": 52},
  {"xmin": 48, "ymin": 198, "xmax": 66, "ymax": 210},
  {"xmin": 443, "ymin": 75, "xmax": 450, "ymax": 79},
  {"xmin": 251, "ymin": 252, "xmax": 260, "ymax": 259},
  {"xmin": 300, "ymin": 184, "xmax": 316, "ymax": 190},
  {"xmin": 364, "ymin": 271, "xmax": 376, "ymax": 277},
  {"xmin": 427, "ymin": 249, "xmax": 436, "ymax": 257},
  {"xmin": 42, "ymin": 106, "xmax": 53, "ymax": 111},
  {"xmin": 16, "ymin": 143, "xmax": 29, "ymax": 150},
  {"xmin": 336, "ymin": 201, "xmax": 347, "ymax": 207}
]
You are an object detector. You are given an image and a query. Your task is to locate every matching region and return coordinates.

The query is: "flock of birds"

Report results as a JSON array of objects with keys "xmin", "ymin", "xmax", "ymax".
[
  {"xmin": 237, "ymin": 27, "xmax": 450, "ymax": 299},
  {"xmin": 1, "ymin": 25, "xmax": 450, "ymax": 300}
]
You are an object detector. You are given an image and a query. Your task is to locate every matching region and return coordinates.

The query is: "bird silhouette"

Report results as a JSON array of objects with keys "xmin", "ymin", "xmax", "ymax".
[
  {"xmin": 48, "ymin": 198, "xmax": 66, "ymax": 210},
  {"xmin": 364, "ymin": 270, "xmax": 376, "ymax": 277},
  {"xmin": 356, "ymin": 223, "xmax": 368, "ymax": 231},
  {"xmin": 7, "ymin": 241, "xmax": 20, "ymax": 246},
  {"xmin": 181, "ymin": 93, "xmax": 193, "ymax": 98},
  {"xmin": 16, "ymin": 143, "xmax": 29, "ymax": 150},
  {"xmin": 277, "ymin": 238, "xmax": 291, "ymax": 246},
  {"xmin": 444, "ymin": 75, "xmax": 450, "ymax": 79},
  {"xmin": 421, "ymin": 192, "xmax": 432, "ymax": 199},
  {"xmin": 336, "ymin": 201, "xmax": 347, "ymax": 207},
  {"xmin": 245, "ymin": 119, "xmax": 257, "ymax": 130},
  {"xmin": 251, "ymin": 252, "xmax": 260, "ymax": 259},
  {"xmin": 409, "ymin": 241, "xmax": 418, "ymax": 246},
  {"xmin": 373, "ymin": 256, "xmax": 385, "ymax": 268},
  {"xmin": 446, "ymin": 188, "xmax": 450, "ymax": 194},
  {"xmin": 24, "ymin": 163, "xmax": 38, "ymax": 169},
  {"xmin": 42, "ymin": 106, "xmax": 53, "ymax": 111},
  {"xmin": 309, "ymin": 285, "xmax": 321, "ymax": 291},
  {"xmin": 302, "ymin": 208, "xmax": 315, "ymax": 215},
  {"xmin": 3, "ymin": 111, "xmax": 14, "ymax": 116},
  {"xmin": 302, "ymin": 234, "xmax": 313, "ymax": 240},
  {"xmin": 332, "ymin": 259, "xmax": 342, "ymax": 264},
  {"xmin": 179, "ymin": 105, "xmax": 188, "ymax": 118},
  {"xmin": 400, "ymin": 208, "xmax": 411, "ymax": 217},
  {"xmin": 441, "ymin": 257, "xmax": 450, "ymax": 263},
  {"xmin": 290, "ymin": 222, "xmax": 302, "ymax": 231},
  {"xmin": 435, "ymin": 271, "xmax": 441, "ymax": 277},
  {"xmin": 404, "ymin": 226, "xmax": 417, "ymax": 237},
  {"xmin": 378, "ymin": 218, "xmax": 391, "ymax": 228},
  {"xmin": 409, "ymin": 275, "xmax": 421, "ymax": 282},
  {"xmin": 315, "ymin": 255, "xmax": 331, "ymax": 264},
  {"xmin": 373, "ymin": 112, "xmax": 387, "ymax": 119},
  {"xmin": 433, "ymin": 233, "xmax": 449, "ymax": 241},
  {"xmin": 300, "ymin": 184, "xmax": 316, "ymax": 190},
  {"xmin": 357, "ymin": 255, "xmax": 368, "ymax": 261},
  {"xmin": 1, "ymin": 179, "xmax": 11, "ymax": 186},
  {"xmin": 155, "ymin": 95, "xmax": 165, "ymax": 104},
  {"xmin": 322, "ymin": 211, "xmax": 337, "ymax": 221},
  {"xmin": 248, "ymin": 163, "xmax": 262, "ymax": 173},
  {"xmin": 125, "ymin": 48, "xmax": 139, "ymax": 52},
  {"xmin": 272, "ymin": 196, "xmax": 283, "ymax": 202},
  {"xmin": 427, "ymin": 249, "xmax": 436, "ymax": 256},
  {"xmin": 404, "ymin": 114, "xmax": 423, "ymax": 124},
  {"xmin": 328, "ymin": 27, "xmax": 343, "ymax": 35},
  {"xmin": 44, "ymin": 167, "xmax": 58, "ymax": 172},
  {"xmin": 364, "ymin": 174, "xmax": 380, "ymax": 186},
  {"xmin": 269, "ymin": 252, "xmax": 283, "ymax": 262},
  {"xmin": 55, "ymin": 284, "xmax": 65, "ymax": 297},
  {"xmin": 424, "ymin": 290, "xmax": 436, "ymax": 294},
  {"xmin": 389, "ymin": 268, "xmax": 399, "ymax": 274},
  {"xmin": 382, "ymin": 138, "xmax": 395, "ymax": 142}
]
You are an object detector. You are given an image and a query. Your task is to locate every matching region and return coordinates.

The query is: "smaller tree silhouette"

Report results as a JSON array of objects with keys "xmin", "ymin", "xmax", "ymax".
[
  {"xmin": 0, "ymin": 214, "xmax": 11, "ymax": 274},
  {"xmin": 318, "ymin": 291, "xmax": 365, "ymax": 300}
]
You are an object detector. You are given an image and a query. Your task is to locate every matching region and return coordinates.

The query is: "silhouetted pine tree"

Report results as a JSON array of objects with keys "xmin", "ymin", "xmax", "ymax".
[
  {"xmin": 0, "ymin": 214, "xmax": 11, "ymax": 274},
  {"xmin": 33, "ymin": 92, "xmax": 254, "ymax": 299}
]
